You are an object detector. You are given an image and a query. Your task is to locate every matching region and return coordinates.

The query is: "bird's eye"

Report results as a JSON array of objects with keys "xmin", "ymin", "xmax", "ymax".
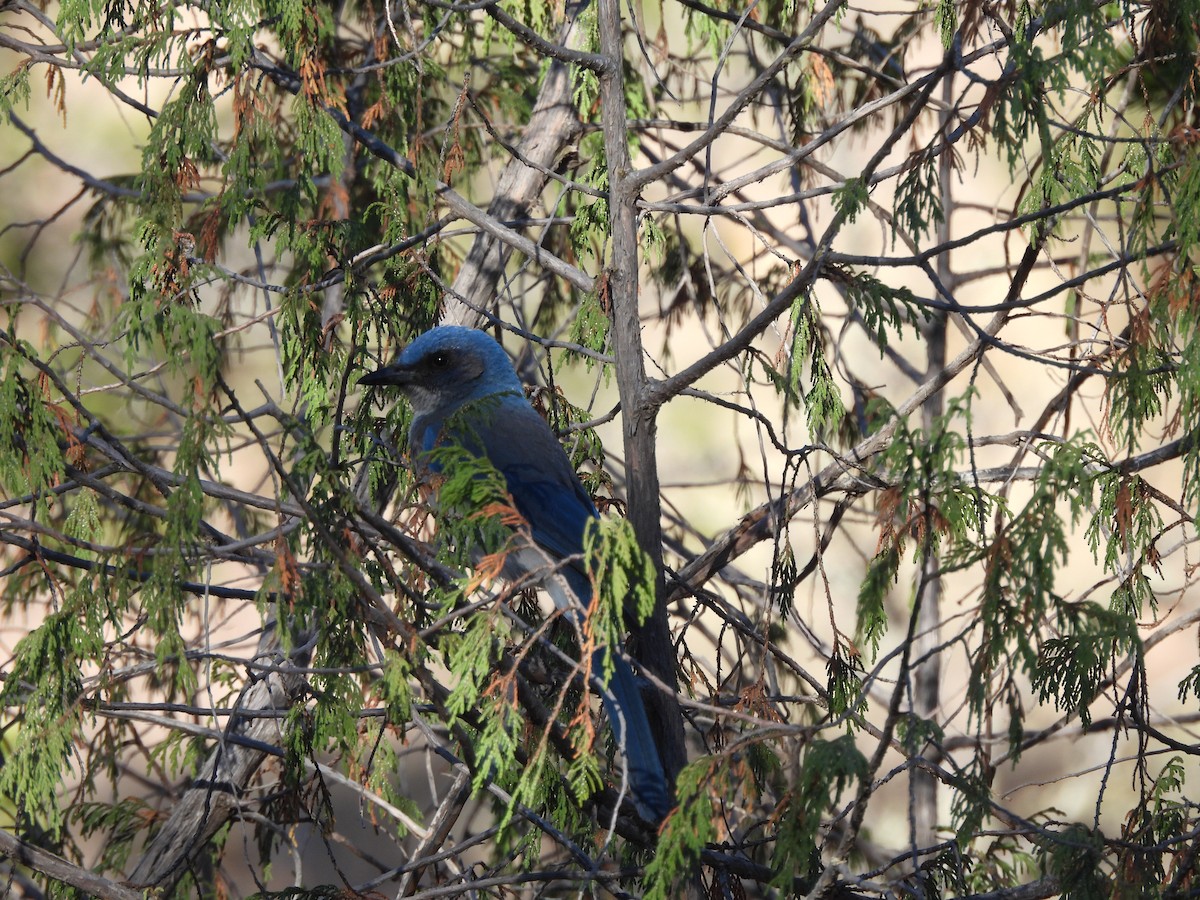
[{"xmin": 428, "ymin": 351, "xmax": 450, "ymax": 369}]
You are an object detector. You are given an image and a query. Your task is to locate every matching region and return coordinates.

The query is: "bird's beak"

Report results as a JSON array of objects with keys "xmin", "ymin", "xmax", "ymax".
[{"xmin": 358, "ymin": 361, "xmax": 414, "ymax": 386}]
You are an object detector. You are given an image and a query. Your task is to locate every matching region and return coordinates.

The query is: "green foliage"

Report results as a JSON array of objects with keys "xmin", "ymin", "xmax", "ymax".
[
  {"xmin": 745, "ymin": 740, "xmax": 784, "ymax": 798},
  {"xmin": 898, "ymin": 712, "xmax": 944, "ymax": 758},
  {"xmin": 571, "ymin": 4, "xmax": 601, "ymax": 112},
  {"xmin": 833, "ymin": 176, "xmax": 869, "ymax": 224},
  {"xmin": 1031, "ymin": 602, "xmax": 1138, "ymax": 727},
  {"xmin": 771, "ymin": 540, "xmax": 798, "ymax": 617},
  {"xmin": 1179, "ymin": 664, "xmax": 1200, "ymax": 703},
  {"xmin": 118, "ymin": 250, "xmax": 225, "ymax": 387},
  {"xmin": 571, "ymin": 63, "xmax": 600, "ymax": 118},
  {"xmin": 1126, "ymin": 256, "xmax": 1200, "ymax": 509},
  {"xmin": 1019, "ymin": 131, "xmax": 1103, "ymax": 238},
  {"xmin": 783, "ymin": 58, "xmax": 820, "ymax": 144},
  {"xmin": 137, "ymin": 79, "xmax": 220, "ymax": 230},
  {"xmin": 0, "ymin": 65, "xmax": 32, "ymax": 114},
  {"xmin": 894, "ymin": 154, "xmax": 944, "ymax": 242},
  {"xmin": 770, "ymin": 735, "xmax": 867, "ymax": 890},
  {"xmin": 545, "ymin": 390, "xmax": 609, "ymax": 490},
  {"xmin": 788, "ymin": 294, "xmax": 847, "ymax": 441},
  {"xmin": 378, "ymin": 648, "xmax": 413, "ymax": 727},
  {"xmin": 826, "ymin": 640, "xmax": 866, "ymax": 719},
  {"xmin": 935, "ymin": 0, "xmax": 957, "ymax": 48},
  {"xmin": 72, "ymin": 798, "xmax": 152, "ymax": 874},
  {"xmin": 586, "ymin": 517, "xmax": 658, "ymax": 637},
  {"xmin": 1039, "ymin": 823, "xmax": 1108, "ymax": 900},
  {"xmin": 448, "ymin": 614, "xmax": 525, "ymax": 810},
  {"xmin": 5, "ymin": 0, "xmax": 1200, "ymax": 896},
  {"xmin": 0, "ymin": 606, "xmax": 96, "ymax": 840},
  {"xmin": 568, "ymin": 141, "xmax": 611, "ymax": 264},
  {"xmin": 875, "ymin": 393, "xmax": 987, "ymax": 560},
  {"xmin": 426, "ymin": 440, "xmax": 518, "ymax": 570},
  {"xmin": 640, "ymin": 214, "xmax": 666, "ymax": 265},
  {"xmin": 1113, "ymin": 756, "xmax": 1192, "ymax": 897},
  {"xmin": 643, "ymin": 759, "xmax": 719, "ymax": 900},
  {"xmin": 568, "ymin": 290, "xmax": 611, "ymax": 367},
  {"xmin": 843, "ymin": 270, "xmax": 929, "ymax": 352},
  {"xmin": 855, "ymin": 544, "xmax": 897, "ymax": 660},
  {"xmin": 445, "ymin": 605, "xmax": 510, "ymax": 728},
  {"xmin": 950, "ymin": 760, "xmax": 997, "ymax": 850},
  {"xmin": 62, "ymin": 487, "xmax": 101, "ymax": 548},
  {"xmin": 966, "ymin": 435, "xmax": 1149, "ymax": 742},
  {"xmin": 0, "ymin": 346, "xmax": 68, "ymax": 521},
  {"xmin": 990, "ymin": 37, "xmax": 1050, "ymax": 168},
  {"xmin": 683, "ymin": 2, "xmax": 734, "ymax": 59},
  {"xmin": 1084, "ymin": 473, "xmax": 1163, "ymax": 617}
]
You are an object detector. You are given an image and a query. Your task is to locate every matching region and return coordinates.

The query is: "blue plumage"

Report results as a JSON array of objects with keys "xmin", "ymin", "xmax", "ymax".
[{"xmin": 361, "ymin": 326, "xmax": 671, "ymax": 821}]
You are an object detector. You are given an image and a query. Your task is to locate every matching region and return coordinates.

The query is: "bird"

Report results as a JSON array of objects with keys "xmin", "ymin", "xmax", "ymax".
[{"xmin": 359, "ymin": 325, "xmax": 671, "ymax": 822}]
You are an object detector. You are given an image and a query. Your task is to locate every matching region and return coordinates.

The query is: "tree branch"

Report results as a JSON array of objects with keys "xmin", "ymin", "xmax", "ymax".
[{"xmin": 0, "ymin": 828, "xmax": 142, "ymax": 900}]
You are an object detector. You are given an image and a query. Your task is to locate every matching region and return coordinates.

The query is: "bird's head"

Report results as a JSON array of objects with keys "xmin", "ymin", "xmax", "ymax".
[{"xmin": 359, "ymin": 326, "xmax": 523, "ymax": 417}]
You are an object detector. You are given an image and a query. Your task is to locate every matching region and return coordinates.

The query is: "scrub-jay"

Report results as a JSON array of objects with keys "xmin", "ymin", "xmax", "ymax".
[{"xmin": 360, "ymin": 325, "xmax": 671, "ymax": 822}]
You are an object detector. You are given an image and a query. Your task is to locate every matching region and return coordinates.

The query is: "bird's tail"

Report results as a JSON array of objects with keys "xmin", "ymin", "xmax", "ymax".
[{"xmin": 593, "ymin": 647, "xmax": 672, "ymax": 823}]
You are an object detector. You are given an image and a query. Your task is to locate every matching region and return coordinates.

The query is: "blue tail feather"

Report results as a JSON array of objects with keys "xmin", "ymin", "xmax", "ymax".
[{"xmin": 592, "ymin": 646, "xmax": 671, "ymax": 822}]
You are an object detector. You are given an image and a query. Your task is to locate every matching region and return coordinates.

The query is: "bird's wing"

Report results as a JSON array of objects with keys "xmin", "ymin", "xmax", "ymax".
[{"xmin": 471, "ymin": 397, "xmax": 598, "ymax": 565}]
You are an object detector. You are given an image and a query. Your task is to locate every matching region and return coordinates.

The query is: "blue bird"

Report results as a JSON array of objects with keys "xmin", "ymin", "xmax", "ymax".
[{"xmin": 360, "ymin": 325, "xmax": 671, "ymax": 822}]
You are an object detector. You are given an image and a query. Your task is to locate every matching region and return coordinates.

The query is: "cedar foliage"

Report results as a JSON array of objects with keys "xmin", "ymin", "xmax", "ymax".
[{"xmin": 1, "ymin": 1, "xmax": 1199, "ymax": 897}]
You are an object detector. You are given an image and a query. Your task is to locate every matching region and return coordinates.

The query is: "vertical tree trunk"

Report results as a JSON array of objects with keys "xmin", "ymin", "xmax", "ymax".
[
  {"xmin": 596, "ymin": 0, "xmax": 688, "ymax": 787},
  {"xmin": 911, "ymin": 74, "xmax": 956, "ymax": 856}
]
